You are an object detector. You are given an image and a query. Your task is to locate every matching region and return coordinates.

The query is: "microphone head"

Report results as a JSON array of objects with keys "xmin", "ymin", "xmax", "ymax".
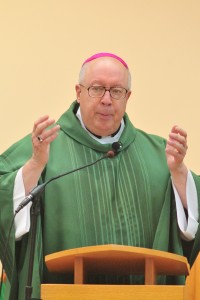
[
  {"xmin": 112, "ymin": 142, "xmax": 122, "ymax": 153},
  {"xmin": 105, "ymin": 142, "xmax": 122, "ymax": 158}
]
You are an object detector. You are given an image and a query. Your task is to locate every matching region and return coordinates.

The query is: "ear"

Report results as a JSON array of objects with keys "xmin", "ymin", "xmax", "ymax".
[
  {"xmin": 75, "ymin": 84, "xmax": 81, "ymax": 103},
  {"xmin": 126, "ymin": 90, "xmax": 132, "ymax": 102}
]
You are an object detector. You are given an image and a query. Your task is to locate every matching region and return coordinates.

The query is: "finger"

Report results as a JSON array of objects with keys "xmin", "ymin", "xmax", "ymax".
[
  {"xmin": 33, "ymin": 116, "xmax": 55, "ymax": 133},
  {"xmin": 168, "ymin": 125, "xmax": 187, "ymax": 150},
  {"xmin": 167, "ymin": 139, "xmax": 187, "ymax": 155},
  {"xmin": 35, "ymin": 119, "xmax": 56, "ymax": 137},
  {"xmin": 165, "ymin": 145, "xmax": 184, "ymax": 163},
  {"xmin": 32, "ymin": 117, "xmax": 57, "ymax": 140},
  {"xmin": 170, "ymin": 125, "xmax": 187, "ymax": 139},
  {"xmin": 33, "ymin": 115, "xmax": 49, "ymax": 131},
  {"xmin": 38, "ymin": 124, "xmax": 60, "ymax": 143},
  {"xmin": 168, "ymin": 132, "xmax": 187, "ymax": 147}
]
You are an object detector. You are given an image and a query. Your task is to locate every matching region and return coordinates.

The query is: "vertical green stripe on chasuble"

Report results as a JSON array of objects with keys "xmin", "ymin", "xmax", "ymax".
[
  {"xmin": 84, "ymin": 148, "xmax": 101, "ymax": 244},
  {"xmin": 132, "ymin": 142, "xmax": 153, "ymax": 244},
  {"xmin": 68, "ymin": 141, "xmax": 89, "ymax": 245},
  {"xmin": 119, "ymin": 151, "xmax": 141, "ymax": 246},
  {"xmin": 75, "ymin": 147, "xmax": 119, "ymax": 245}
]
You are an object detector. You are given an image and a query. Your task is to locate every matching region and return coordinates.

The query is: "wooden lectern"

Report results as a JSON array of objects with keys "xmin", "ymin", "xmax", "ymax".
[{"xmin": 41, "ymin": 244, "xmax": 191, "ymax": 300}]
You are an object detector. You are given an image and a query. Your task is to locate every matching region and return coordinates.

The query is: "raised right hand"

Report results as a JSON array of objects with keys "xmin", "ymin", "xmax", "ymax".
[
  {"xmin": 22, "ymin": 116, "xmax": 60, "ymax": 195},
  {"xmin": 31, "ymin": 115, "xmax": 60, "ymax": 168}
]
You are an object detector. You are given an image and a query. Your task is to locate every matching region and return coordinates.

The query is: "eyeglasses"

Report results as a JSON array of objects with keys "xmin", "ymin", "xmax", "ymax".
[{"xmin": 80, "ymin": 84, "xmax": 128, "ymax": 100}]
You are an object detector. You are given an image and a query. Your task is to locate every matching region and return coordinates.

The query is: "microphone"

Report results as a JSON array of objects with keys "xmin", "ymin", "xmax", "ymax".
[
  {"xmin": 112, "ymin": 141, "xmax": 122, "ymax": 154},
  {"xmin": 15, "ymin": 150, "xmax": 116, "ymax": 213}
]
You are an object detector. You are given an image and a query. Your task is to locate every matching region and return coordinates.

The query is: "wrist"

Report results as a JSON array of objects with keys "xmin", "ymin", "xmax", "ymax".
[
  {"xmin": 28, "ymin": 156, "xmax": 47, "ymax": 172},
  {"xmin": 22, "ymin": 158, "xmax": 46, "ymax": 195},
  {"xmin": 170, "ymin": 163, "xmax": 188, "ymax": 177}
]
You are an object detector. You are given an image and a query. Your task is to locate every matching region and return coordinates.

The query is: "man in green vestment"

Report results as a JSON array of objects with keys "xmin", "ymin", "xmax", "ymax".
[{"xmin": 0, "ymin": 52, "xmax": 200, "ymax": 299}]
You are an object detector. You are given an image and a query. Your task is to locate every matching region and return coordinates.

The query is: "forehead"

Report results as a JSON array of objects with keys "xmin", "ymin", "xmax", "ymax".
[{"xmin": 82, "ymin": 57, "xmax": 129, "ymax": 85}]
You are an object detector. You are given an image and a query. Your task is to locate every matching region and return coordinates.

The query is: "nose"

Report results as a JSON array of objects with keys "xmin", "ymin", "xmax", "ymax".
[{"xmin": 100, "ymin": 90, "xmax": 112, "ymax": 105}]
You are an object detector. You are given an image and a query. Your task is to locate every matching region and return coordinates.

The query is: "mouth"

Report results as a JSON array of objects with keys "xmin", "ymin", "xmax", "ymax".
[{"xmin": 98, "ymin": 113, "xmax": 113, "ymax": 120}]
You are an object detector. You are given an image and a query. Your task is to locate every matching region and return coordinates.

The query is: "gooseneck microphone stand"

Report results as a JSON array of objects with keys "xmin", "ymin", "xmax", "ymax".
[{"xmin": 25, "ymin": 194, "xmax": 42, "ymax": 300}]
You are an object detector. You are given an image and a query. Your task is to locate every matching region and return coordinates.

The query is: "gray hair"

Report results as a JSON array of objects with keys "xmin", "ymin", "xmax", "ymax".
[{"xmin": 78, "ymin": 63, "xmax": 132, "ymax": 90}]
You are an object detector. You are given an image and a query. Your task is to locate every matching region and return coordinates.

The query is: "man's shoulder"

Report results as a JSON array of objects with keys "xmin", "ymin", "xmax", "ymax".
[{"xmin": 135, "ymin": 128, "xmax": 166, "ymax": 147}]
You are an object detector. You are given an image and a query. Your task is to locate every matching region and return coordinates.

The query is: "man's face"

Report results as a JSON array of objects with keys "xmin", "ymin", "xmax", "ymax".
[{"xmin": 75, "ymin": 57, "xmax": 131, "ymax": 137}]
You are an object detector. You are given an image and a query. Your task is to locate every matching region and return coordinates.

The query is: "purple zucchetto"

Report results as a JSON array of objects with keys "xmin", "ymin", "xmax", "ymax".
[{"xmin": 82, "ymin": 52, "xmax": 129, "ymax": 69}]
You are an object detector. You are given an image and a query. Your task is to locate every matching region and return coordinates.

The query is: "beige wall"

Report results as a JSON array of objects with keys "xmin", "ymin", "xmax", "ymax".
[{"xmin": 0, "ymin": 0, "xmax": 199, "ymax": 173}]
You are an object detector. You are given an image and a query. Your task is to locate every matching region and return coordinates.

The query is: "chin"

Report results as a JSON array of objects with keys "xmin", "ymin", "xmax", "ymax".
[{"xmin": 95, "ymin": 128, "xmax": 114, "ymax": 136}]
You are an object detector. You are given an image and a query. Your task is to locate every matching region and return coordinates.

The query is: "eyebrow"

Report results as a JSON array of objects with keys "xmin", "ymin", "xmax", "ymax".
[{"xmin": 89, "ymin": 81, "xmax": 125, "ymax": 88}]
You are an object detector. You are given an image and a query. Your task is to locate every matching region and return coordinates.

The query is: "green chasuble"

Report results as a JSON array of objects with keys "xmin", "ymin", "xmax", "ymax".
[{"xmin": 0, "ymin": 101, "xmax": 200, "ymax": 299}]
